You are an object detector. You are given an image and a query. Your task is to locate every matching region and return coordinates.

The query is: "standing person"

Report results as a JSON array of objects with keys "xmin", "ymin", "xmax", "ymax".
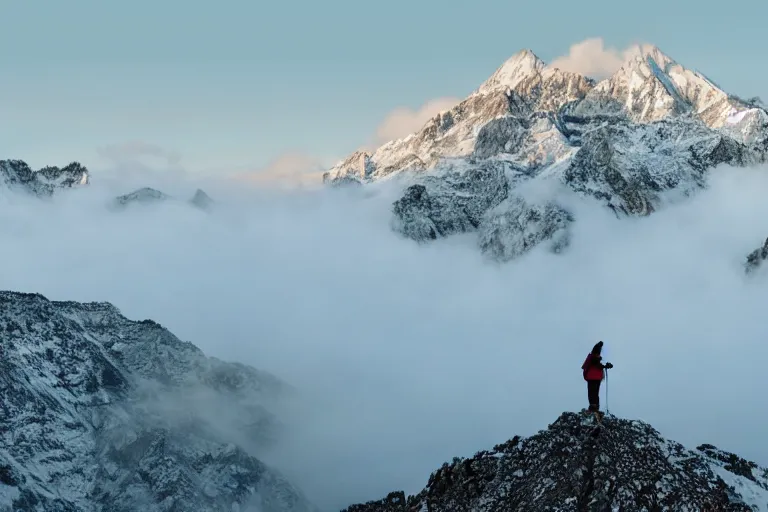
[{"xmin": 582, "ymin": 341, "xmax": 613, "ymax": 413}]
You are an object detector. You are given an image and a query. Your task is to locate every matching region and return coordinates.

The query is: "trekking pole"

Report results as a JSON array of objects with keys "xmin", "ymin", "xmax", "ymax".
[{"xmin": 605, "ymin": 368, "xmax": 609, "ymax": 415}]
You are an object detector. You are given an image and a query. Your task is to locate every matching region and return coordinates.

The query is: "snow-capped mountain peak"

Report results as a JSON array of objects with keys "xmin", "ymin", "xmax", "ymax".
[
  {"xmin": 576, "ymin": 44, "xmax": 695, "ymax": 123},
  {"xmin": 624, "ymin": 43, "xmax": 677, "ymax": 69},
  {"xmin": 579, "ymin": 42, "xmax": 760, "ymax": 132},
  {"xmin": 323, "ymin": 44, "xmax": 768, "ymax": 263},
  {"xmin": 476, "ymin": 48, "xmax": 546, "ymax": 94}
]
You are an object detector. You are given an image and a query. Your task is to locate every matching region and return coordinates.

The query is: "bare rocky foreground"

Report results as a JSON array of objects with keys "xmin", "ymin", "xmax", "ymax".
[{"xmin": 340, "ymin": 412, "xmax": 768, "ymax": 512}]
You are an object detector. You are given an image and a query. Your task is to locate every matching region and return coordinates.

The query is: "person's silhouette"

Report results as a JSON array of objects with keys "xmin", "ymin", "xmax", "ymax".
[{"xmin": 581, "ymin": 341, "xmax": 612, "ymax": 413}]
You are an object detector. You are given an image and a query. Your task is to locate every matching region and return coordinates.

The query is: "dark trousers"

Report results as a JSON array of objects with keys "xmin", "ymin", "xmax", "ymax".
[{"xmin": 587, "ymin": 379, "xmax": 601, "ymax": 411}]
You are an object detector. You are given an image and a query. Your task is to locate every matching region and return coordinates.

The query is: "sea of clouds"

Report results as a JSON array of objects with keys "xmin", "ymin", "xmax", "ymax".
[{"xmin": 2, "ymin": 163, "xmax": 768, "ymax": 510}]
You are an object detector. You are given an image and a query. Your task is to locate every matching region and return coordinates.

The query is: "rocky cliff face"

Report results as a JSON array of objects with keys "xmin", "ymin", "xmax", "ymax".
[
  {"xmin": 0, "ymin": 160, "xmax": 89, "ymax": 197},
  {"xmin": 0, "ymin": 291, "xmax": 316, "ymax": 512},
  {"xmin": 324, "ymin": 45, "xmax": 768, "ymax": 262},
  {"xmin": 341, "ymin": 411, "xmax": 768, "ymax": 512}
]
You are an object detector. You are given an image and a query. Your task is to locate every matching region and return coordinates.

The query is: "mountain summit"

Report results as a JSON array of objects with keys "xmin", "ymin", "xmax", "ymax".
[
  {"xmin": 341, "ymin": 411, "xmax": 768, "ymax": 512},
  {"xmin": 0, "ymin": 160, "xmax": 89, "ymax": 197},
  {"xmin": 477, "ymin": 49, "xmax": 547, "ymax": 94},
  {"xmin": 571, "ymin": 44, "xmax": 763, "ymax": 130},
  {"xmin": 323, "ymin": 45, "xmax": 768, "ymax": 262}
]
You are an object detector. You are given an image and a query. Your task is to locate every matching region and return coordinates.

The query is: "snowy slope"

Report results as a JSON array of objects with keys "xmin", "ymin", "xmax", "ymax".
[
  {"xmin": 0, "ymin": 291, "xmax": 317, "ymax": 512},
  {"xmin": 324, "ymin": 45, "xmax": 768, "ymax": 262},
  {"xmin": 341, "ymin": 411, "xmax": 768, "ymax": 512}
]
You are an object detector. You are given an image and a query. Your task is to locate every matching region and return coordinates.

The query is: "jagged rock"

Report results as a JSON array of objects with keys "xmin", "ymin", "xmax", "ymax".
[
  {"xmin": 190, "ymin": 188, "xmax": 214, "ymax": 210},
  {"xmin": 745, "ymin": 237, "xmax": 768, "ymax": 274},
  {"xmin": 322, "ymin": 151, "xmax": 374, "ymax": 185},
  {"xmin": 475, "ymin": 50, "xmax": 595, "ymax": 114},
  {"xmin": 341, "ymin": 492, "xmax": 407, "ymax": 512},
  {"xmin": 571, "ymin": 45, "xmax": 764, "ymax": 142},
  {"xmin": 561, "ymin": 118, "xmax": 740, "ymax": 216},
  {"xmin": 114, "ymin": 187, "xmax": 170, "ymax": 207},
  {"xmin": 322, "ymin": 173, "xmax": 364, "ymax": 188},
  {"xmin": 391, "ymin": 161, "xmax": 578, "ymax": 260},
  {"xmin": 324, "ymin": 45, "xmax": 768, "ymax": 262},
  {"xmin": 391, "ymin": 162, "xmax": 509, "ymax": 242},
  {"xmin": 0, "ymin": 160, "xmax": 89, "ymax": 197},
  {"xmin": 340, "ymin": 411, "xmax": 768, "ymax": 512},
  {"xmin": 0, "ymin": 291, "xmax": 317, "ymax": 512},
  {"xmin": 479, "ymin": 196, "xmax": 573, "ymax": 261},
  {"xmin": 472, "ymin": 116, "xmax": 528, "ymax": 160}
]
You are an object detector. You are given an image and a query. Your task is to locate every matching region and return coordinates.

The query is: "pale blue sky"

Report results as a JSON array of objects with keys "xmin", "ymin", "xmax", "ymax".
[{"xmin": 2, "ymin": 0, "xmax": 767, "ymax": 176}]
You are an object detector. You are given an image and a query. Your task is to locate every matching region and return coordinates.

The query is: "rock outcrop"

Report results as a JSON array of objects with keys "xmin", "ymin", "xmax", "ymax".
[
  {"xmin": 190, "ymin": 188, "xmax": 214, "ymax": 210},
  {"xmin": 746, "ymin": 237, "xmax": 768, "ymax": 274},
  {"xmin": 341, "ymin": 411, "xmax": 768, "ymax": 512}
]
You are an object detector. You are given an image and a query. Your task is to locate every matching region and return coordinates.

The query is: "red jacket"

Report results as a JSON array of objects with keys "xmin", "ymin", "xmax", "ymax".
[{"xmin": 582, "ymin": 353, "xmax": 604, "ymax": 381}]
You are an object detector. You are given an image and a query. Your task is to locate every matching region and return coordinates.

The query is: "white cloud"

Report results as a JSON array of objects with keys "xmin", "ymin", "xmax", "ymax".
[
  {"xmin": 550, "ymin": 38, "xmax": 646, "ymax": 79},
  {"xmin": 373, "ymin": 97, "xmax": 461, "ymax": 146},
  {"xmin": 2, "ymin": 165, "xmax": 768, "ymax": 509},
  {"xmin": 234, "ymin": 98, "xmax": 460, "ymax": 178}
]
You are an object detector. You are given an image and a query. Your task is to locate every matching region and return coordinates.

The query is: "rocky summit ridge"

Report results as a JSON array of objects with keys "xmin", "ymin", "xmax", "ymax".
[
  {"xmin": 323, "ymin": 45, "xmax": 768, "ymax": 262},
  {"xmin": 341, "ymin": 411, "xmax": 768, "ymax": 512},
  {"xmin": 0, "ymin": 160, "xmax": 89, "ymax": 197}
]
